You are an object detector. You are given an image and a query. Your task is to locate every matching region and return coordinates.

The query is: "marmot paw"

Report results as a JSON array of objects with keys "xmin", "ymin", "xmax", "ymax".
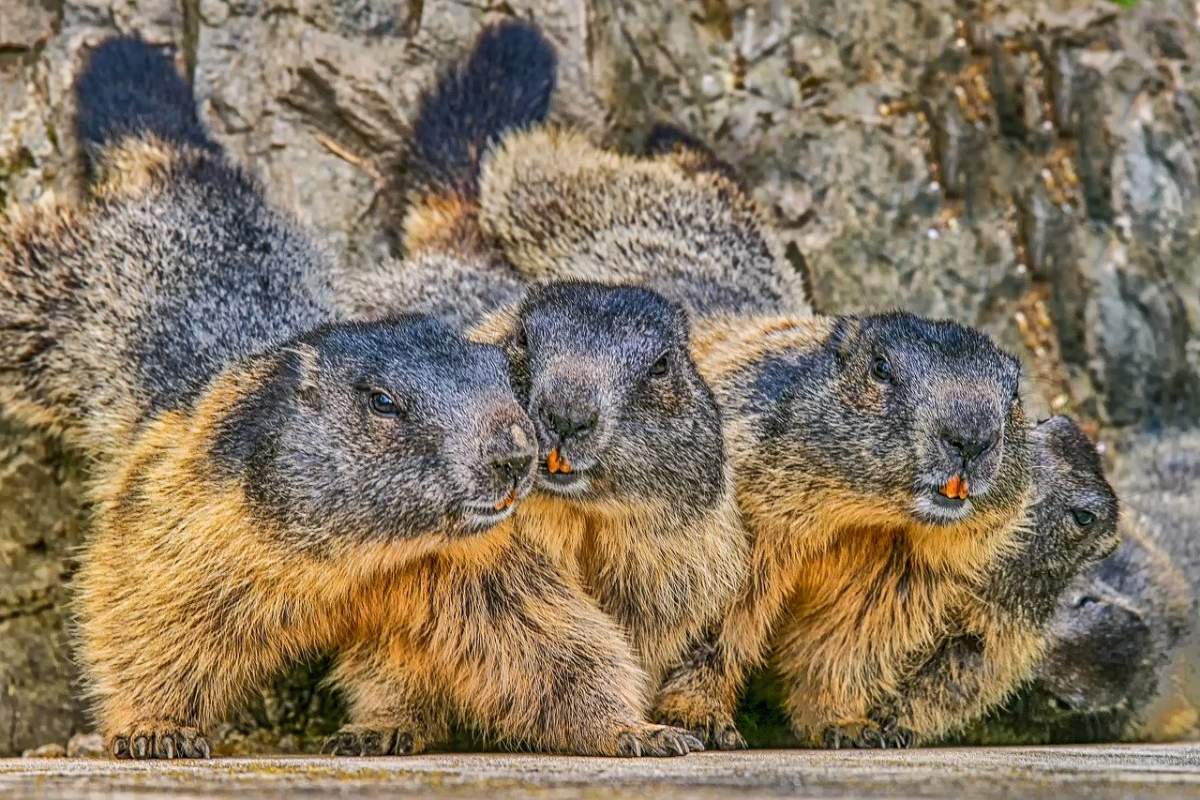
[
  {"xmin": 820, "ymin": 720, "xmax": 915, "ymax": 750},
  {"xmin": 615, "ymin": 724, "xmax": 705, "ymax": 757},
  {"xmin": 108, "ymin": 724, "xmax": 210, "ymax": 759},
  {"xmin": 657, "ymin": 711, "xmax": 746, "ymax": 750},
  {"xmin": 321, "ymin": 724, "xmax": 426, "ymax": 756},
  {"xmin": 653, "ymin": 687, "xmax": 745, "ymax": 750},
  {"xmin": 855, "ymin": 723, "xmax": 915, "ymax": 749}
]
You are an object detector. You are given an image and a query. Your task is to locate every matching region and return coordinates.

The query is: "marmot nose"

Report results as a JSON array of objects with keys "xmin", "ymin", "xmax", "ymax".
[
  {"xmin": 491, "ymin": 452, "xmax": 534, "ymax": 487},
  {"xmin": 941, "ymin": 428, "xmax": 1000, "ymax": 464},
  {"xmin": 539, "ymin": 401, "xmax": 599, "ymax": 444}
]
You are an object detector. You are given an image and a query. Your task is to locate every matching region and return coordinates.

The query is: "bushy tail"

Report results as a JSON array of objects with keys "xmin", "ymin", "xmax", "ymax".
[
  {"xmin": 407, "ymin": 19, "xmax": 557, "ymax": 203},
  {"xmin": 74, "ymin": 36, "xmax": 218, "ymax": 160},
  {"xmin": 1, "ymin": 38, "xmax": 231, "ymax": 447}
]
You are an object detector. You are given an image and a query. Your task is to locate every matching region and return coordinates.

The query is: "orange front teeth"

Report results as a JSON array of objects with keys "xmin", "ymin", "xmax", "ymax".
[
  {"xmin": 547, "ymin": 448, "xmax": 573, "ymax": 475},
  {"xmin": 493, "ymin": 487, "xmax": 518, "ymax": 511},
  {"xmin": 941, "ymin": 475, "xmax": 969, "ymax": 501}
]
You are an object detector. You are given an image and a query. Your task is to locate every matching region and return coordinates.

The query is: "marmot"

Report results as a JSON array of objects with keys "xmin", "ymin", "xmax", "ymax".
[
  {"xmin": 964, "ymin": 429, "xmax": 1198, "ymax": 744},
  {"xmin": 475, "ymin": 122, "xmax": 1046, "ymax": 748},
  {"xmin": 872, "ymin": 414, "xmax": 1120, "ymax": 746},
  {"xmin": 480, "ymin": 126, "xmax": 811, "ymax": 319},
  {"xmin": 337, "ymin": 21, "xmax": 748, "ymax": 690},
  {"xmin": 1, "ymin": 36, "xmax": 698, "ymax": 759}
]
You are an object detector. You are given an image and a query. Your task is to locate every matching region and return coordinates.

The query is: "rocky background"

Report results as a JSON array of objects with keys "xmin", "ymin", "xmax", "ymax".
[{"xmin": 0, "ymin": 0, "xmax": 1197, "ymax": 755}]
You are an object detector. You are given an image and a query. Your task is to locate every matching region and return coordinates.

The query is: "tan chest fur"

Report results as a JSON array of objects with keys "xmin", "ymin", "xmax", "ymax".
[
  {"xmin": 772, "ymin": 527, "xmax": 968, "ymax": 730},
  {"xmin": 514, "ymin": 492, "xmax": 746, "ymax": 683}
]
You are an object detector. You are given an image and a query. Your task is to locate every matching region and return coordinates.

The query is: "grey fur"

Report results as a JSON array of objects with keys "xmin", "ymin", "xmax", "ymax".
[
  {"xmin": 0, "ymin": 140, "xmax": 536, "ymax": 548},
  {"xmin": 982, "ymin": 429, "xmax": 1200, "ymax": 742}
]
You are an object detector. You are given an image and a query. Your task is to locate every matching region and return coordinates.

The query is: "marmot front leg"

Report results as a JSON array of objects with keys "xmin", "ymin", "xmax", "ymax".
[
  {"xmin": 459, "ymin": 583, "xmax": 704, "ymax": 757},
  {"xmin": 654, "ymin": 544, "xmax": 797, "ymax": 749},
  {"xmin": 80, "ymin": 514, "xmax": 290, "ymax": 760},
  {"xmin": 397, "ymin": 537, "xmax": 703, "ymax": 756},
  {"xmin": 654, "ymin": 634, "xmax": 747, "ymax": 750},
  {"xmin": 886, "ymin": 624, "xmax": 1045, "ymax": 745},
  {"xmin": 326, "ymin": 643, "xmax": 449, "ymax": 756}
]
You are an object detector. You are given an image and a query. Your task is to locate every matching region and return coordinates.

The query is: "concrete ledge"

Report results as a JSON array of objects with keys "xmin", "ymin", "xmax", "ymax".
[{"xmin": 3, "ymin": 746, "xmax": 1200, "ymax": 799}]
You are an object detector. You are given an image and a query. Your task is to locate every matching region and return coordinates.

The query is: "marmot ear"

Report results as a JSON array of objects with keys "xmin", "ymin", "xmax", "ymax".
[
  {"xmin": 827, "ymin": 318, "xmax": 858, "ymax": 367},
  {"xmin": 670, "ymin": 302, "xmax": 692, "ymax": 340},
  {"xmin": 470, "ymin": 303, "xmax": 523, "ymax": 349},
  {"xmin": 281, "ymin": 344, "xmax": 322, "ymax": 408}
]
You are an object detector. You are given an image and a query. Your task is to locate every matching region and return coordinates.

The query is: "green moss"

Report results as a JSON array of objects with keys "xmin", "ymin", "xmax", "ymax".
[
  {"xmin": 218, "ymin": 656, "xmax": 346, "ymax": 754},
  {"xmin": 736, "ymin": 669, "xmax": 798, "ymax": 748}
]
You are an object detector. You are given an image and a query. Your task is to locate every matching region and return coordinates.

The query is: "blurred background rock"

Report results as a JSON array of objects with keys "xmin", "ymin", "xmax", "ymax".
[{"xmin": 1, "ymin": 0, "xmax": 1196, "ymax": 754}]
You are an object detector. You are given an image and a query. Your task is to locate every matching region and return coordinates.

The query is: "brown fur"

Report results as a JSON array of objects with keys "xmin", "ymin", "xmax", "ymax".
[
  {"xmin": 486, "ymin": 437, "xmax": 747, "ymax": 685},
  {"xmin": 319, "ymin": 23, "xmax": 732, "ymax": 756},
  {"xmin": 476, "ymin": 124, "xmax": 1038, "ymax": 747},
  {"xmin": 3, "ymin": 108, "xmax": 692, "ymax": 758},
  {"xmin": 675, "ymin": 317, "xmax": 1031, "ymax": 746},
  {"xmin": 889, "ymin": 415, "xmax": 1122, "ymax": 744},
  {"xmin": 340, "ymin": 168, "xmax": 751, "ymax": 700},
  {"xmin": 80, "ymin": 365, "xmax": 667, "ymax": 756},
  {"xmin": 455, "ymin": 290, "xmax": 749, "ymax": 688},
  {"xmin": 336, "ymin": 21, "xmax": 749, "ymax": 703}
]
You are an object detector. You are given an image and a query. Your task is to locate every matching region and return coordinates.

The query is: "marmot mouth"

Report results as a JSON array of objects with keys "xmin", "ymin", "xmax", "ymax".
[
  {"xmin": 536, "ymin": 466, "xmax": 593, "ymax": 496},
  {"xmin": 911, "ymin": 488, "xmax": 974, "ymax": 525},
  {"xmin": 929, "ymin": 492, "xmax": 966, "ymax": 510}
]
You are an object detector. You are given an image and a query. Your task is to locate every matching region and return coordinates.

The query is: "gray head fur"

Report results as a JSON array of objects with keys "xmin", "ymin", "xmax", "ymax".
[
  {"xmin": 212, "ymin": 316, "xmax": 537, "ymax": 550},
  {"xmin": 744, "ymin": 312, "xmax": 1030, "ymax": 531},
  {"xmin": 499, "ymin": 281, "xmax": 726, "ymax": 516}
]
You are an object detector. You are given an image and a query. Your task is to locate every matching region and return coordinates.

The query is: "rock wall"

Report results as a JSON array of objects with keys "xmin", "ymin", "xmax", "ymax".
[{"xmin": 1, "ymin": 0, "xmax": 1197, "ymax": 753}]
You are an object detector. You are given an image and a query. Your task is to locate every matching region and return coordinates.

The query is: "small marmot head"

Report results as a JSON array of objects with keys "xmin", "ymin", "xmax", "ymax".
[
  {"xmin": 214, "ymin": 317, "xmax": 537, "ymax": 547},
  {"xmin": 991, "ymin": 571, "xmax": 1149, "ymax": 741},
  {"xmin": 1028, "ymin": 415, "xmax": 1121, "ymax": 570},
  {"xmin": 1036, "ymin": 579, "xmax": 1154, "ymax": 724},
  {"xmin": 748, "ymin": 312, "xmax": 1029, "ymax": 532},
  {"xmin": 499, "ymin": 281, "xmax": 726, "ymax": 514},
  {"xmin": 1026, "ymin": 459, "xmax": 1184, "ymax": 734}
]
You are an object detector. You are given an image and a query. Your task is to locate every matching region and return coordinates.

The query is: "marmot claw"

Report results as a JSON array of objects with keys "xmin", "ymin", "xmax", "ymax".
[
  {"xmin": 109, "ymin": 724, "xmax": 210, "ymax": 759},
  {"xmin": 616, "ymin": 724, "xmax": 704, "ymax": 757},
  {"xmin": 322, "ymin": 724, "xmax": 425, "ymax": 757}
]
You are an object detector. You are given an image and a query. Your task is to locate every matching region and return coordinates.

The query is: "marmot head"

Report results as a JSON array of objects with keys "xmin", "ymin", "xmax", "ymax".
[
  {"xmin": 1027, "ymin": 526, "xmax": 1188, "ymax": 735},
  {"xmin": 497, "ymin": 281, "xmax": 726, "ymax": 514},
  {"xmin": 976, "ymin": 572, "xmax": 1149, "ymax": 742},
  {"xmin": 985, "ymin": 415, "xmax": 1120, "ymax": 624},
  {"xmin": 213, "ymin": 316, "xmax": 537, "ymax": 548},
  {"xmin": 1028, "ymin": 415, "xmax": 1121, "ymax": 570},
  {"xmin": 1035, "ymin": 577, "xmax": 1155, "ymax": 725},
  {"xmin": 745, "ymin": 312, "xmax": 1030, "ymax": 537}
]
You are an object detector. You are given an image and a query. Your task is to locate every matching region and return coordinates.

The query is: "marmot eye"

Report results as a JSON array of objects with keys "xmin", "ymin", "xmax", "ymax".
[
  {"xmin": 871, "ymin": 355, "xmax": 893, "ymax": 382},
  {"xmin": 650, "ymin": 352, "xmax": 671, "ymax": 378},
  {"xmin": 1070, "ymin": 508, "xmax": 1096, "ymax": 527},
  {"xmin": 369, "ymin": 390, "xmax": 400, "ymax": 417}
]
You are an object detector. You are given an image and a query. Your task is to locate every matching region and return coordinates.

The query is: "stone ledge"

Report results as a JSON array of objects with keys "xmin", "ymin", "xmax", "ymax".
[{"xmin": 2, "ymin": 746, "xmax": 1199, "ymax": 799}]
